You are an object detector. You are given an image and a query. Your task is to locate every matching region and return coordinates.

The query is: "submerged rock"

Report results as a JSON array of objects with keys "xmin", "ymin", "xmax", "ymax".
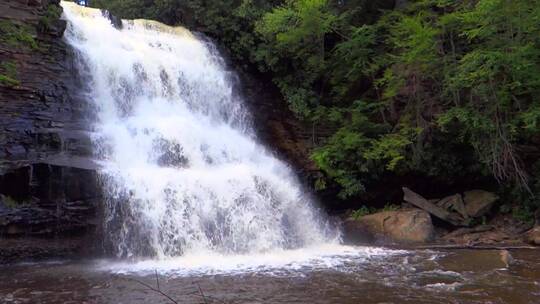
[
  {"xmin": 438, "ymin": 249, "xmax": 514, "ymax": 272},
  {"xmin": 499, "ymin": 249, "xmax": 514, "ymax": 268},
  {"xmin": 464, "ymin": 190, "xmax": 498, "ymax": 218},
  {"xmin": 344, "ymin": 209, "xmax": 434, "ymax": 244}
]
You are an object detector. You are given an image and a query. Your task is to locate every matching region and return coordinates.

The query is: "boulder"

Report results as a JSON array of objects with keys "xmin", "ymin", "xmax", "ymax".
[
  {"xmin": 343, "ymin": 209, "xmax": 434, "ymax": 244},
  {"xmin": 437, "ymin": 194, "xmax": 468, "ymax": 219},
  {"xmin": 499, "ymin": 250, "xmax": 514, "ymax": 268},
  {"xmin": 342, "ymin": 218, "xmax": 376, "ymax": 244},
  {"xmin": 524, "ymin": 226, "xmax": 540, "ymax": 246},
  {"xmin": 403, "ymin": 187, "xmax": 467, "ymax": 226},
  {"xmin": 464, "ymin": 190, "xmax": 498, "ymax": 218}
]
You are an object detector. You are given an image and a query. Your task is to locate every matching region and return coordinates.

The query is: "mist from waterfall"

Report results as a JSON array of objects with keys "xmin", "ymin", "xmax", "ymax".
[{"xmin": 61, "ymin": 2, "xmax": 339, "ymax": 259}]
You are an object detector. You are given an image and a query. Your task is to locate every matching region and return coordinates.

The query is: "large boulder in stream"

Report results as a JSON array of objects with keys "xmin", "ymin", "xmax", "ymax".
[
  {"xmin": 343, "ymin": 209, "xmax": 435, "ymax": 244},
  {"xmin": 464, "ymin": 190, "xmax": 498, "ymax": 218}
]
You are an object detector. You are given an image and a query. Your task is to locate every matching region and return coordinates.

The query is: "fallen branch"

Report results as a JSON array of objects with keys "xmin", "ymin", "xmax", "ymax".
[
  {"xmin": 127, "ymin": 270, "xmax": 230, "ymax": 304},
  {"xmin": 403, "ymin": 187, "xmax": 468, "ymax": 226},
  {"xmin": 197, "ymin": 282, "xmax": 208, "ymax": 304},
  {"xmin": 131, "ymin": 276, "xmax": 179, "ymax": 304}
]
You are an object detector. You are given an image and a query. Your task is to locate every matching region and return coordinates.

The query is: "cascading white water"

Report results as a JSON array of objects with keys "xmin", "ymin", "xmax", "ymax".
[{"xmin": 61, "ymin": 2, "xmax": 338, "ymax": 259}]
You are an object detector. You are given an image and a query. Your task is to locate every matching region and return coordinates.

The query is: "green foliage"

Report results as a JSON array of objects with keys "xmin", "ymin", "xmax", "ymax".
[
  {"xmin": 90, "ymin": 0, "xmax": 540, "ymax": 209},
  {"xmin": 0, "ymin": 61, "xmax": 19, "ymax": 87},
  {"xmin": 351, "ymin": 203, "xmax": 400, "ymax": 219},
  {"xmin": 1, "ymin": 61, "xmax": 17, "ymax": 77},
  {"xmin": 254, "ymin": 0, "xmax": 339, "ymax": 117},
  {"xmin": 437, "ymin": 0, "xmax": 540, "ymax": 187},
  {"xmin": 364, "ymin": 127, "xmax": 419, "ymax": 170},
  {"xmin": 0, "ymin": 74, "xmax": 19, "ymax": 87},
  {"xmin": 39, "ymin": 4, "xmax": 63, "ymax": 31},
  {"xmin": 312, "ymin": 127, "xmax": 370, "ymax": 198},
  {"xmin": 0, "ymin": 194, "xmax": 32, "ymax": 209},
  {"xmin": 382, "ymin": 203, "xmax": 400, "ymax": 212},
  {"xmin": 3, "ymin": 196, "xmax": 18, "ymax": 209},
  {"xmin": 330, "ymin": 25, "xmax": 376, "ymax": 99},
  {"xmin": 351, "ymin": 206, "xmax": 375, "ymax": 219},
  {"xmin": 512, "ymin": 206, "xmax": 535, "ymax": 226},
  {"xmin": 0, "ymin": 20, "xmax": 38, "ymax": 50},
  {"xmin": 311, "ymin": 106, "xmax": 417, "ymax": 198}
]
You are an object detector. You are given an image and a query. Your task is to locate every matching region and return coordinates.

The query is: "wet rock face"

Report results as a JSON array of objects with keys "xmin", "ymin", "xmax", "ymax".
[
  {"xmin": 0, "ymin": 0, "xmax": 100, "ymax": 262},
  {"xmin": 0, "ymin": 164, "xmax": 99, "ymax": 239}
]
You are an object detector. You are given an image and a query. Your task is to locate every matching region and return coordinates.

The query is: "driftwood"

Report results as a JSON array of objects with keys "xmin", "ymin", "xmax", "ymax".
[
  {"xmin": 128, "ymin": 270, "xmax": 228, "ymax": 304},
  {"xmin": 131, "ymin": 270, "xmax": 179, "ymax": 304},
  {"xmin": 402, "ymin": 187, "xmax": 468, "ymax": 226}
]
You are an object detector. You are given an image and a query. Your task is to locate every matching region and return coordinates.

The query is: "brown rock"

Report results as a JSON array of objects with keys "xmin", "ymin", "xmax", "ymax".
[
  {"xmin": 499, "ymin": 250, "xmax": 514, "ymax": 268},
  {"xmin": 27, "ymin": 0, "xmax": 42, "ymax": 6},
  {"xmin": 344, "ymin": 209, "xmax": 434, "ymax": 244},
  {"xmin": 403, "ymin": 187, "xmax": 466, "ymax": 226},
  {"xmin": 524, "ymin": 226, "xmax": 540, "ymax": 246},
  {"xmin": 342, "ymin": 218, "xmax": 376, "ymax": 244},
  {"xmin": 442, "ymin": 228, "xmax": 512, "ymax": 245},
  {"xmin": 0, "ymin": 1, "xmax": 101, "ymax": 263},
  {"xmin": 464, "ymin": 190, "xmax": 498, "ymax": 218},
  {"xmin": 438, "ymin": 194, "xmax": 468, "ymax": 219}
]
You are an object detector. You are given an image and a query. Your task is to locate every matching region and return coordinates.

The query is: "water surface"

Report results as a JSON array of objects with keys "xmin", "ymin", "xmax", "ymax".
[{"xmin": 2, "ymin": 247, "xmax": 539, "ymax": 304}]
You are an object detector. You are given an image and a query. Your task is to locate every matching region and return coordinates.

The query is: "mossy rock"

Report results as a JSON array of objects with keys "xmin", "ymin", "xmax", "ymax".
[
  {"xmin": 0, "ymin": 20, "xmax": 38, "ymax": 50},
  {"xmin": 0, "ymin": 74, "xmax": 20, "ymax": 87}
]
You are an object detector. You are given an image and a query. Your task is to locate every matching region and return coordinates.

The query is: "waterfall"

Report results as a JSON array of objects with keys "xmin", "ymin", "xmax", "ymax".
[{"xmin": 61, "ymin": 2, "xmax": 338, "ymax": 259}]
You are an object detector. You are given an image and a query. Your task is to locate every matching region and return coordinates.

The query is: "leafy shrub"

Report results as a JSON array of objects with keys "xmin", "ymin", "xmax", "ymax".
[
  {"xmin": 89, "ymin": 0, "xmax": 540, "ymax": 209},
  {"xmin": 512, "ymin": 206, "xmax": 535, "ymax": 226},
  {"xmin": 0, "ymin": 61, "xmax": 19, "ymax": 87},
  {"xmin": 0, "ymin": 74, "xmax": 19, "ymax": 87},
  {"xmin": 382, "ymin": 204, "xmax": 400, "ymax": 212},
  {"xmin": 39, "ymin": 4, "xmax": 63, "ymax": 31},
  {"xmin": 351, "ymin": 206, "xmax": 375, "ymax": 219}
]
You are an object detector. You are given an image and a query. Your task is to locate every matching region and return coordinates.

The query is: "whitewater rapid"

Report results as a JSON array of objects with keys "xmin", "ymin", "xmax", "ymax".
[{"xmin": 61, "ymin": 2, "xmax": 339, "ymax": 260}]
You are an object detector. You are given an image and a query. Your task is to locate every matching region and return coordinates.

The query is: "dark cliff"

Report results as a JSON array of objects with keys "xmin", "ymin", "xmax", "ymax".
[
  {"xmin": 0, "ymin": 0, "xmax": 324, "ymax": 263},
  {"xmin": 0, "ymin": 0, "xmax": 100, "ymax": 263}
]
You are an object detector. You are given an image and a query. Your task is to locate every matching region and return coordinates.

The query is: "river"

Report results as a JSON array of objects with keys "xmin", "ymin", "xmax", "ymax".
[{"xmin": 1, "ymin": 248, "xmax": 539, "ymax": 303}]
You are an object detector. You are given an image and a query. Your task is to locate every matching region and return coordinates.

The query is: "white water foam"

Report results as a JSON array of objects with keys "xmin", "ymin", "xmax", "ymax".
[
  {"xmin": 60, "ymin": 1, "xmax": 374, "ymax": 270},
  {"xmin": 99, "ymin": 245, "xmax": 407, "ymax": 277}
]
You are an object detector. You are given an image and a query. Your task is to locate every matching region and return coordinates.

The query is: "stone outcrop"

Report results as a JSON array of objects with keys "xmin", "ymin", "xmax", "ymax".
[
  {"xmin": 463, "ymin": 190, "xmax": 498, "ymax": 218},
  {"xmin": 402, "ymin": 188, "xmax": 500, "ymax": 228},
  {"xmin": 0, "ymin": 0, "xmax": 332, "ymax": 263},
  {"xmin": 343, "ymin": 209, "xmax": 435, "ymax": 244},
  {"xmin": 238, "ymin": 72, "xmax": 321, "ymax": 182},
  {"xmin": 403, "ymin": 187, "xmax": 468, "ymax": 226},
  {"xmin": 437, "ymin": 194, "xmax": 468, "ymax": 219},
  {"xmin": 0, "ymin": 0, "xmax": 100, "ymax": 262},
  {"xmin": 524, "ymin": 226, "xmax": 540, "ymax": 246}
]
